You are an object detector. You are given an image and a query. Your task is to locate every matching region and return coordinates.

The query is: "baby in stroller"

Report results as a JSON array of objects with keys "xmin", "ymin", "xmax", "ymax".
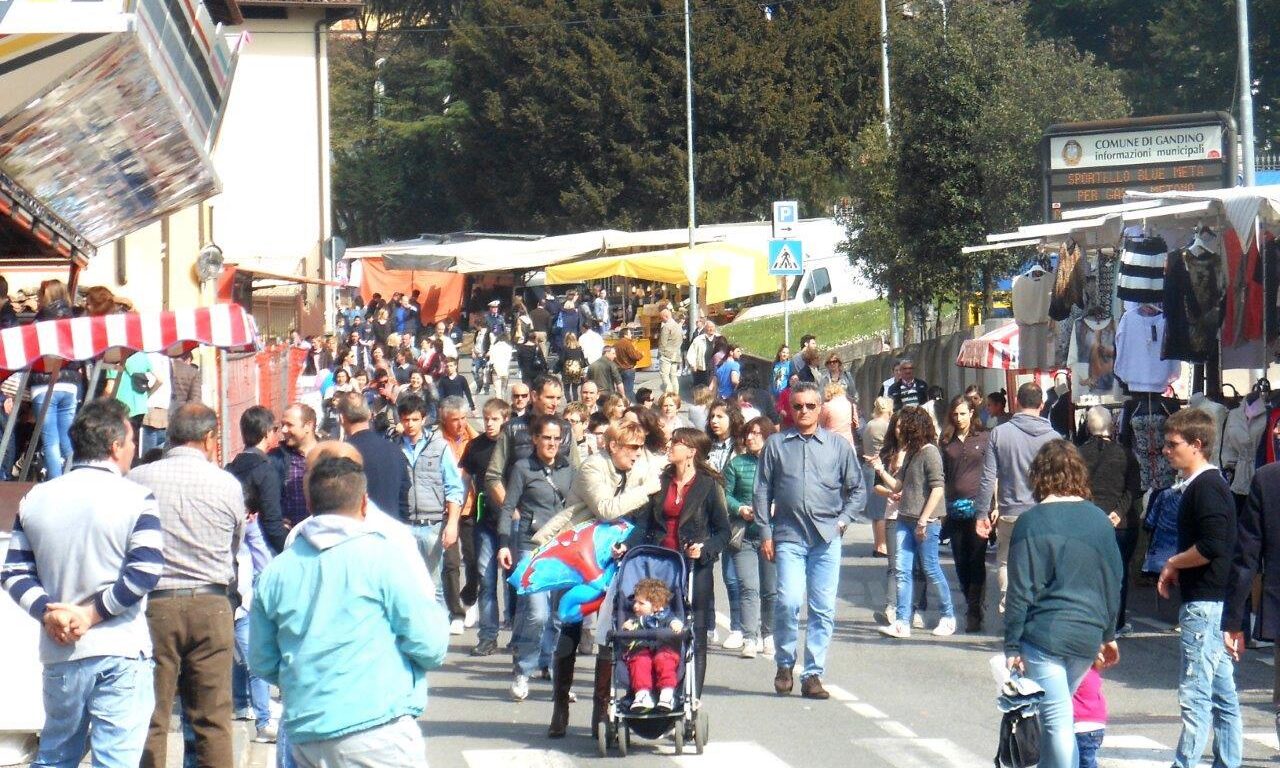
[{"xmin": 622, "ymin": 577, "xmax": 685, "ymax": 713}]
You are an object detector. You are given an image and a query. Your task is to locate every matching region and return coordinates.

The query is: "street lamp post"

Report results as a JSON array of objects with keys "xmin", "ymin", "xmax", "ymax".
[
  {"xmin": 1238, "ymin": 0, "xmax": 1255, "ymax": 186},
  {"xmin": 684, "ymin": 0, "xmax": 699, "ymax": 341}
]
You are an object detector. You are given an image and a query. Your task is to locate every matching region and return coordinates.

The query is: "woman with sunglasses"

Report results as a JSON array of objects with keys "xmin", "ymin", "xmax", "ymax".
[
  {"xmin": 704, "ymin": 399, "xmax": 745, "ymax": 648},
  {"xmin": 722, "ymin": 417, "xmax": 778, "ymax": 658},
  {"xmin": 626, "ymin": 427, "xmax": 730, "ymax": 699},
  {"xmin": 874, "ymin": 405, "xmax": 955, "ymax": 638}
]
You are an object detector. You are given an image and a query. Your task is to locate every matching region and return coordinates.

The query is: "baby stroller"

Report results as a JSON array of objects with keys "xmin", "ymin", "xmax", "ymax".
[{"xmin": 598, "ymin": 545, "xmax": 708, "ymax": 756}]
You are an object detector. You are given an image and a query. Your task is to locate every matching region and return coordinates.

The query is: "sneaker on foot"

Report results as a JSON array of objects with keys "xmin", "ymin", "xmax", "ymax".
[
  {"xmin": 234, "ymin": 707, "xmax": 255, "ymax": 721},
  {"xmin": 932, "ymin": 617, "xmax": 957, "ymax": 636},
  {"xmin": 708, "ymin": 628, "xmax": 720, "ymax": 644},
  {"xmin": 511, "ymin": 674, "xmax": 530, "ymax": 701},
  {"xmin": 722, "ymin": 630, "xmax": 744, "ymax": 650},
  {"xmin": 464, "ymin": 603, "xmax": 479, "ymax": 628},
  {"xmin": 740, "ymin": 640, "xmax": 757, "ymax": 659},
  {"xmin": 630, "ymin": 689, "xmax": 654, "ymax": 713},
  {"xmin": 471, "ymin": 639, "xmax": 499, "ymax": 656},
  {"xmin": 911, "ymin": 612, "xmax": 925, "ymax": 629},
  {"xmin": 254, "ymin": 723, "xmax": 278, "ymax": 743},
  {"xmin": 878, "ymin": 620, "xmax": 911, "ymax": 639},
  {"xmin": 762, "ymin": 636, "xmax": 775, "ymax": 656},
  {"xmin": 450, "ymin": 618, "xmax": 465, "ymax": 635},
  {"xmin": 656, "ymin": 688, "xmax": 676, "ymax": 712}
]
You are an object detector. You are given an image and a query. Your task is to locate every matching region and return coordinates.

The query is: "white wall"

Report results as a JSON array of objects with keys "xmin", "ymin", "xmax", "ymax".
[{"xmin": 210, "ymin": 10, "xmax": 329, "ymax": 278}]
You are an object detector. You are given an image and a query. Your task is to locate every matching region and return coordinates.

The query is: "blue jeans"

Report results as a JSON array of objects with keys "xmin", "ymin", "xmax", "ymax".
[
  {"xmin": 894, "ymin": 519, "xmax": 954, "ymax": 622},
  {"xmin": 141, "ymin": 426, "xmax": 167, "ymax": 456},
  {"xmin": 233, "ymin": 615, "xmax": 272, "ymax": 729},
  {"xmin": 32, "ymin": 388, "xmax": 75, "ymax": 479},
  {"xmin": 410, "ymin": 521, "xmax": 448, "ymax": 608},
  {"xmin": 474, "ymin": 525, "xmax": 501, "ymax": 643},
  {"xmin": 37, "ymin": 655, "xmax": 154, "ymax": 768},
  {"xmin": 621, "ymin": 368, "xmax": 636, "ymax": 402},
  {"xmin": 732, "ymin": 538, "xmax": 776, "ymax": 642},
  {"xmin": 1020, "ymin": 641, "xmax": 1093, "ymax": 768},
  {"xmin": 722, "ymin": 553, "xmax": 743, "ymax": 633},
  {"xmin": 512, "ymin": 563, "xmax": 558, "ymax": 677},
  {"xmin": 1173, "ymin": 601, "xmax": 1242, "ymax": 768},
  {"xmin": 773, "ymin": 537, "xmax": 841, "ymax": 678},
  {"xmin": 1076, "ymin": 728, "xmax": 1104, "ymax": 768}
]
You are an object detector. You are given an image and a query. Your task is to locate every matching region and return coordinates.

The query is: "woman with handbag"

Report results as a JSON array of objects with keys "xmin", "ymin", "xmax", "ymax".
[
  {"xmin": 722, "ymin": 417, "xmax": 777, "ymax": 659},
  {"xmin": 1005, "ymin": 439, "xmax": 1122, "ymax": 768},
  {"xmin": 557, "ymin": 332, "xmax": 588, "ymax": 401},
  {"xmin": 874, "ymin": 405, "xmax": 956, "ymax": 638},
  {"xmin": 626, "ymin": 427, "xmax": 730, "ymax": 698},
  {"xmin": 941, "ymin": 395, "xmax": 991, "ymax": 633}
]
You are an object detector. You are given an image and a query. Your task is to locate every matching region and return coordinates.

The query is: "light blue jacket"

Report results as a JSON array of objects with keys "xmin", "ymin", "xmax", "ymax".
[{"xmin": 249, "ymin": 515, "xmax": 448, "ymax": 744}]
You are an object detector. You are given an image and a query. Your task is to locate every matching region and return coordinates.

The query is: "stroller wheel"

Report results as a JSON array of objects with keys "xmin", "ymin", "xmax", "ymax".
[
  {"xmin": 673, "ymin": 721, "xmax": 685, "ymax": 755},
  {"xmin": 694, "ymin": 709, "xmax": 708, "ymax": 754},
  {"xmin": 617, "ymin": 725, "xmax": 629, "ymax": 758}
]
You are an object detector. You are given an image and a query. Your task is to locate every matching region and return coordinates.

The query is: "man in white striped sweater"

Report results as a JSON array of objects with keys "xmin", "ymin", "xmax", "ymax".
[{"xmin": 2, "ymin": 397, "xmax": 164, "ymax": 767}]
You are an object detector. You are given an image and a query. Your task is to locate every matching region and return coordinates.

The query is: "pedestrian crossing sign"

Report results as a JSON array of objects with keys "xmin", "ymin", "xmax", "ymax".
[{"xmin": 768, "ymin": 239, "xmax": 804, "ymax": 276}]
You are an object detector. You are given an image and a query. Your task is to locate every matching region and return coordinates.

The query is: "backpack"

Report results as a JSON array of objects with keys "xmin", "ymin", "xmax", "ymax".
[
  {"xmin": 995, "ymin": 706, "xmax": 1040, "ymax": 768},
  {"xmin": 562, "ymin": 356, "xmax": 583, "ymax": 383}
]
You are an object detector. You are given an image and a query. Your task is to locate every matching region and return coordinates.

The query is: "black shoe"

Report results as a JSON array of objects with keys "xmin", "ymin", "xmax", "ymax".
[
  {"xmin": 471, "ymin": 639, "xmax": 499, "ymax": 657},
  {"xmin": 540, "ymin": 666, "xmax": 552, "ymax": 681},
  {"xmin": 773, "ymin": 667, "xmax": 793, "ymax": 695}
]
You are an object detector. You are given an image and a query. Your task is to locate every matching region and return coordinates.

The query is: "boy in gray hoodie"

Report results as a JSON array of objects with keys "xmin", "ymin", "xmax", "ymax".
[{"xmin": 977, "ymin": 382, "xmax": 1060, "ymax": 612}]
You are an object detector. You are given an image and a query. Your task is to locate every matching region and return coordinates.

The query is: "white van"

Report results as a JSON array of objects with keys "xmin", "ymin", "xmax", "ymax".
[{"xmin": 731, "ymin": 221, "xmax": 877, "ymax": 321}]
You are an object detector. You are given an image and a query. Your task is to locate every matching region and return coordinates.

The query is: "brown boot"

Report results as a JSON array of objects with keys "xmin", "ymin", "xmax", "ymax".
[
  {"xmin": 590, "ymin": 656, "xmax": 614, "ymax": 740},
  {"xmin": 773, "ymin": 666, "xmax": 793, "ymax": 695},
  {"xmin": 547, "ymin": 653, "xmax": 576, "ymax": 738}
]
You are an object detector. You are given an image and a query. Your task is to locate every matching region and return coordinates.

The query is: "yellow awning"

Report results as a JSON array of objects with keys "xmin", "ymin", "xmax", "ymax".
[{"xmin": 546, "ymin": 242, "xmax": 778, "ymax": 304}]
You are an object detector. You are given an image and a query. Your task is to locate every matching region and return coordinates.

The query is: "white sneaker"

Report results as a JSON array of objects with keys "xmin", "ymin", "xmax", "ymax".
[
  {"xmin": 722, "ymin": 630, "xmax": 745, "ymax": 650},
  {"xmin": 878, "ymin": 620, "xmax": 911, "ymax": 639},
  {"xmin": 656, "ymin": 688, "xmax": 675, "ymax": 712},
  {"xmin": 755, "ymin": 637, "xmax": 765, "ymax": 652},
  {"xmin": 932, "ymin": 617, "xmax": 957, "ymax": 636},
  {"xmin": 762, "ymin": 636, "xmax": 775, "ymax": 656},
  {"xmin": 911, "ymin": 612, "xmax": 925, "ymax": 629},
  {"xmin": 511, "ymin": 674, "xmax": 530, "ymax": 701},
  {"xmin": 740, "ymin": 640, "xmax": 757, "ymax": 659},
  {"xmin": 450, "ymin": 618, "xmax": 465, "ymax": 635},
  {"xmin": 630, "ymin": 689, "xmax": 654, "ymax": 712},
  {"xmin": 464, "ymin": 603, "xmax": 479, "ymax": 628},
  {"xmin": 708, "ymin": 628, "xmax": 720, "ymax": 644}
]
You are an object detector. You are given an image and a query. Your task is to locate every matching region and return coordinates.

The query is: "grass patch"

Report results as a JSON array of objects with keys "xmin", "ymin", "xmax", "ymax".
[{"xmin": 723, "ymin": 299, "xmax": 890, "ymax": 358}]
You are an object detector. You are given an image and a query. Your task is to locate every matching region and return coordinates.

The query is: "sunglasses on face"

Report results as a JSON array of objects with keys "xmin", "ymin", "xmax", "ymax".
[
  {"xmin": 512, "ymin": 393, "xmax": 530, "ymax": 399},
  {"xmin": 792, "ymin": 402, "xmax": 820, "ymax": 412}
]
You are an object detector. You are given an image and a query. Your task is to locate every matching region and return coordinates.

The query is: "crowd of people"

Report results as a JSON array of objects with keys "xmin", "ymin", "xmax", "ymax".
[{"xmin": 2, "ymin": 287, "xmax": 1276, "ymax": 768}]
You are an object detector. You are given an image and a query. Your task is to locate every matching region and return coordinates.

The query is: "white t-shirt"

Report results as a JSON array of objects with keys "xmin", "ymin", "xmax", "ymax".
[
  {"xmin": 580, "ymin": 330, "xmax": 605, "ymax": 364},
  {"xmin": 146, "ymin": 353, "xmax": 172, "ymax": 410}
]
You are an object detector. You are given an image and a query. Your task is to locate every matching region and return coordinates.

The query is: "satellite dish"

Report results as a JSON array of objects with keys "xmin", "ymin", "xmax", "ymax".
[{"xmin": 196, "ymin": 244, "xmax": 224, "ymax": 282}]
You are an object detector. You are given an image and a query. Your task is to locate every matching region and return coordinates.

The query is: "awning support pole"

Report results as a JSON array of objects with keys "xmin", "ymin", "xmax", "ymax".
[
  {"xmin": 20, "ymin": 360, "xmax": 62, "ymax": 481},
  {"xmin": 0, "ymin": 370, "xmax": 31, "ymax": 479}
]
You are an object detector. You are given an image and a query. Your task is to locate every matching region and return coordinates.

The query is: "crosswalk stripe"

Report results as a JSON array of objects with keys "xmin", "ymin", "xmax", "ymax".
[
  {"xmin": 821, "ymin": 683, "xmax": 858, "ymax": 702},
  {"xmin": 854, "ymin": 737, "xmax": 988, "ymax": 768},
  {"xmin": 670, "ymin": 740, "xmax": 790, "ymax": 768},
  {"xmin": 1245, "ymin": 730, "xmax": 1279, "ymax": 750},
  {"xmin": 846, "ymin": 701, "xmax": 888, "ymax": 719},
  {"xmin": 461, "ymin": 748, "xmax": 577, "ymax": 768},
  {"xmin": 876, "ymin": 720, "xmax": 917, "ymax": 738},
  {"xmin": 1097, "ymin": 733, "xmax": 1169, "ymax": 768}
]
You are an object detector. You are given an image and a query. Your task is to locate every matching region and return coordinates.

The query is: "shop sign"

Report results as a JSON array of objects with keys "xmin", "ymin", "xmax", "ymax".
[{"xmin": 1041, "ymin": 113, "xmax": 1236, "ymax": 222}]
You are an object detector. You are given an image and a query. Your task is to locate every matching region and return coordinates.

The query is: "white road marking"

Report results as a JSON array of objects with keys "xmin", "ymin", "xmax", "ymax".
[
  {"xmin": 670, "ymin": 740, "xmax": 791, "ymax": 768},
  {"xmin": 1245, "ymin": 730, "xmax": 1279, "ymax": 750},
  {"xmin": 822, "ymin": 683, "xmax": 858, "ymax": 702},
  {"xmin": 461, "ymin": 748, "xmax": 578, "ymax": 768},
  {"xmin": 855, "ymin": 737, "xmax": 988, "ymax": 768},
  {"xmin": 846, "ymin": 701, "xmax": 888, "ymax": 720},
  {"xmin": 1097, "ymin": 733, "xmax": 1171, "ymax": 768},
  {"xmin": 876, "ymin": 720, "xmax": 917, "ymax": 738}
]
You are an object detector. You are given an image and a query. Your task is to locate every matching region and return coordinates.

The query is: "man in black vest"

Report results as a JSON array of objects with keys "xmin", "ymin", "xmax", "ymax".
[{"xmin": 484, "ymin": 374, "xmax": 577, "ymax": 511}]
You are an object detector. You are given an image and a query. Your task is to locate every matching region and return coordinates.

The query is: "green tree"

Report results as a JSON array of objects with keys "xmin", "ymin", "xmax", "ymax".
[
  {"xmin": 448, "ymin": 0, "xmax": 881, "ymax": 233},
  {"xmin": 840, "ymin": 1, "xmax": 1129, "ymax": 332}
]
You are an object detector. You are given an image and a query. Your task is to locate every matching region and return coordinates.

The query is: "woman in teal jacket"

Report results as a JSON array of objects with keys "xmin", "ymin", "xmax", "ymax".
[{"xmin": 722, "ymin": 416, "xmax": 777, "ymax": 658}]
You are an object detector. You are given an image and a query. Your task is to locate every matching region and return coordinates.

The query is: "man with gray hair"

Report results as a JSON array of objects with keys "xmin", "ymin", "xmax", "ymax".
[
  {"xmin": 886, "ymin": 359, "xmax": 927, "ymax": 411},
  {"xmin": 339, "ymin": 392, "xmax": 410, "ymax": 520},
  {"xmin": 657, "ymin": 307, "xmax": 683, "ymax": 394},
  {"xmin": 130, "ymin": 404, "xmax": 246, "ymax": 768}
]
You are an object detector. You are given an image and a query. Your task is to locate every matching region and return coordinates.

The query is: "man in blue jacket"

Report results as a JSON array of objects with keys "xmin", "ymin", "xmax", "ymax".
[{"xmin": 249, "ymin": 456, "xmax": 448, "ymax": 766}]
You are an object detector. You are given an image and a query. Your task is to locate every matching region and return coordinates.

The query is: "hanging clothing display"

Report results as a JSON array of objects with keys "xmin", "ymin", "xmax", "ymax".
[
  {"xmin": 1142, "ymin": 487, "xmax": 1182, "ymax": 575},
  {"xmin": 1119, "ymin": 395, "xmax": 1179, "ymax": 491},
  {"xmin": 1220, "ymin": 396, "xmax": 1269, "ymax": 496},
  {"xmin": 1054, "ymin": 305, "xmax": 1082, "ymax": 369},
  {"xmin": 1258, "ymin": 405, "xmax": 1280, "ymax": 467},
  {"xmin": 1161, "ymin": 235, "xmax": 1225, "ymax": 363},
  {"xmin": 1116, "ymin": 235, "xmax": 1168, "ymax": 305},
  {"xmin": 1083, "ymin": 250, "xmax": 1118, "ymax": 318},
  {"xmin": 1265, "ymin": 232, "xmax": 1280, "ymax": 348},
  {"xmin": 1187, "ymin": 393, "xmax": 1228, "ymax": 467},
  {"xmin": 1221, "ymin": 228, "xmax": 1264, "ymax": 348},
  {"xmin": 1012, "ymin": 266, "xmax": 1055, "ymax": 371},
  {"xmin": 1049, "ymin": 240, "xmax": 1085, "ymax": 321},
  {"xmin": 1114, "ymin": 307, "xmax": 1179, "ymax": 394},
  {"xmin": 1068, "ymin": 313, "xmax": 1116, "ymax": 395}
]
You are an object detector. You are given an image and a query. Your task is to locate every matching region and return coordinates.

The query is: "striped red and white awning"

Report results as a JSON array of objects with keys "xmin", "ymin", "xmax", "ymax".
[
  {"xmin": 0, "ymin": 303, "xmax": 260, "ymax": 373},
  {"xmin": 956, "ymin": 322, "xmax": 1019, "ymax": 369}
]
